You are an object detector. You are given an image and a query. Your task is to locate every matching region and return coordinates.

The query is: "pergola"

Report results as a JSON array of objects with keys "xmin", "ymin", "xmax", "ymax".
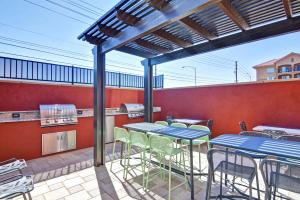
[{"xmin": 78, "ymin": 0, "xmax": 300, "ymax": 167}]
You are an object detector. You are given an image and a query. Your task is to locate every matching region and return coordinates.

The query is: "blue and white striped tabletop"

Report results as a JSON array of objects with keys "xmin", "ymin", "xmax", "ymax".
[
  {"xmin": 123, "ymin": 122, "xmax": 209, "ymax": 140},
  {"xmin": 210, "ymin": 134, "xmax": 300, "ymax": 160}
]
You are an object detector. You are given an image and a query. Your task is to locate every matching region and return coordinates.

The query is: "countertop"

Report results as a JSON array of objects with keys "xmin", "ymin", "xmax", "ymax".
[{"xmin": 0, "ymin": 107, "xmax": 161, "ymax": 123}]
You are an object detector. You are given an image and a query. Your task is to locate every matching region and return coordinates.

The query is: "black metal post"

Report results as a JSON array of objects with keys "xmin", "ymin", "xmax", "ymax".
[
  {"xmin": 142, "ymin": 59, "xmax": 153, "ymax": 122},
  {"xmin": 71, "ymin": 66, "xmax": 74, "ymax": 85},
  {"xmin": 93, "ymin": 45, "xmax": 106, "ymax": 167},
  {"xmin": 189, "ymin": 139, "xmax": 195, "ymax": 200}
]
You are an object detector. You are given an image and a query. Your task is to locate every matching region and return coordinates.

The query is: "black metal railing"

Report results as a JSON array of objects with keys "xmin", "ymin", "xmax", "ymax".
[{"xmin": 0, "ymin": 56, "xmax": 164, "ymax": 88}]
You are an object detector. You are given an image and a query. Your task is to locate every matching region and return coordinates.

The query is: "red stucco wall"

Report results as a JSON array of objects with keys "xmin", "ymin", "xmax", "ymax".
[{"xmin": 154, "ymin": 81, "xmax": 300, "ymax": 137}]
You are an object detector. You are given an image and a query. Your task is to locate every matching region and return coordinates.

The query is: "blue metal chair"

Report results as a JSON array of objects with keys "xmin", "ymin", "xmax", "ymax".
[
  {"xmin": 206, "ymin": 148, "xmax": 259, "ymax": 200},
  {"xmin": 260, "ymin": 159, "xmax": 300, "ymax": 200}
]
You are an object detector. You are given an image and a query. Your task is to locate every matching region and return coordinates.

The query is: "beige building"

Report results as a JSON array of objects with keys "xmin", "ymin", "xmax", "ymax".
[{"xmin": 253, "ymin": 52, "xmax": 300, "ymax": 81}]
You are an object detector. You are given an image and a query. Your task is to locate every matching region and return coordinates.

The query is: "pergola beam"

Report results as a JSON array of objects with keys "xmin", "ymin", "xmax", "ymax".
[
  {"xmin": 101, "ymin": 0, "xmax": 219, "ymax": 53},
  {"xmin": 116, "ymin": 10, "xmax": 140, "ymax": 26},
  {"xmin": 179, "ymin": 17, "xmax": 216, "ymax": 40},
  {"xmin": 152, "ymin": 29, "xmax": 192, "ymax": 47},
  {"xmin": 282, "ymin": 0, "xmax": 292, "ymax": 19},
  {"xmin": 148, "ymin": 15, "xmax": 300, "ymax": 65},
  {"xmin": 217, "ymin": 0, "xmax": 249, "ymax": 31},
  {"xmin": 149, "ymin": 0, "xmax": 169, "ymax": 10}
]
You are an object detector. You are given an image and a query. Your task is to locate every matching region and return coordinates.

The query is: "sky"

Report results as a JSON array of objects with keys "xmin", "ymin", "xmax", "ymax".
[{"xmin": 1, "ymin": 0, "xmax": 300, "ymax": 88}]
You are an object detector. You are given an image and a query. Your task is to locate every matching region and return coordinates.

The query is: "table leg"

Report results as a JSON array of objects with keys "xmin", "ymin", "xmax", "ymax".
[
  {"xmin": 189, "ymin": 139, "xmax": 194, "ymax": 200},
  {"xmin": 225, "ymin": 147, "xmax": 228, "ymax": 187}
]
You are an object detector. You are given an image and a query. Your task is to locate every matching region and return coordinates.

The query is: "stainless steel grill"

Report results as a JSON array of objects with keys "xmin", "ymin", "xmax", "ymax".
[
  {"xmin": 39, "ymin": 104, "xmax": 78, "ymax": 127},
  {"xmin": 120, "ymin": 103, "xmax": 144, "ymax": 119}
]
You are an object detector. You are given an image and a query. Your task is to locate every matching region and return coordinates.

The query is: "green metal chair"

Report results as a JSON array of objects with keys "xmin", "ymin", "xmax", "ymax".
[
  {"xmin": 170, "ymin": 122, "xmax": 187, "ymax": 128},
  {"xmin": 146, "ymin": 134, "xmax": 188, "ymax": 200},
  {"xmin": 147, "ymin": 121, "xmax": 169, "ymax": 136},
  {"xmin": 125, "ymin": 130, "xmax": 149, "ymax": 188},
  {"xmin": 155, "ymin": 121, "xmax": 169, "ymax": 126},
  {"xmin": 181, "ymin": 125, "xmax": 210, "ymax": 172},
  {"xmin": 170, "ymin": 123, "xmax": 187, "ymax": 162},
  {"xmin": 110, "ymin": 127, "xmax": 130, "ymax": 177}
]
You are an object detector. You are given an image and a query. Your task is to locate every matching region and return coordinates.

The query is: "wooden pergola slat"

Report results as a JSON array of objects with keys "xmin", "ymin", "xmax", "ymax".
[
  {"xmin": 179, "ymin": 17, "xmax": 216, "ymax": 40},
  {"xmin": 135, "ymin": 39, "xmax": 170, "ymax": 53},
  {"xmin": 152, "ymin": 29, "xmax": 192, "ymax": 47},
  {"xmin": 217, "ymin": 0, "xmax": 249, "ymax": 31},
  {"xmin": 282, "ymin": 0, "xmax": 292, "ymax": 19}
]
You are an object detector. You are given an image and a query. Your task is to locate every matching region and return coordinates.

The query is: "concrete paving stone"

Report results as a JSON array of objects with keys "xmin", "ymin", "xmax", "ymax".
[
  {"xmin": 46, "ymin": 176, "xmax": 66, "ymax": 186},
  {"xmin": 30, "ymin": 184, "xmax": 50, "ymax": 197},
  {"xmin": 81, "ymin": 179, "xmax": 99, "ymax": 191},
  {"xmin": 88, "ymin": 187, "xmax": 101, "ymax": 197},
  {"xmin": 68, "ymin": 184, "xmax": 84, "ymax": 194},
  {"xmin": 43, "ymin": 188, "xmax": 69, "ymax": 200},
  {"xmin": 49, "ymin": 182, "xmax": 64, "ymax": 191},
  {"xmin": 63, "ymin": 176, "xmax": 85, "ymax": 188},
  {"xmin": 64, "ymin": 190, "xmax": 91, "ymax": 200}
]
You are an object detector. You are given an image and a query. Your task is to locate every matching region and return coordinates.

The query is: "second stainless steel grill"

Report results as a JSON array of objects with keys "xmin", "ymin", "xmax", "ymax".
[
  {"xmin": 120, "ymin": 103, "xmax": 144, "ymax": 119},
  {"xmin": 39, "ymin": 104, "xmax": 78, "ymax": 127}
]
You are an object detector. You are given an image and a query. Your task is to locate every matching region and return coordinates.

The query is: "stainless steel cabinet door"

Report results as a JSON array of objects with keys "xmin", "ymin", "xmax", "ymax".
[
  {"xmin": 42, "ymin": 130, "xmax": 76, "ymax": 155},
  {"xmin": 60, "ymin": 130, "xmax": 76, "ymax": 151},
  {"xmin": 42, "ymin": 132, "xmax": 61, "ymax": 155},
  {"xmin": 106, "ymin": 116, "xmax": 115, "ymax": 143}
]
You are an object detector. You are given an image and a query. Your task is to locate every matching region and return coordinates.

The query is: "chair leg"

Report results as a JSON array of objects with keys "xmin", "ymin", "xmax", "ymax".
[
  {"xmin": 181, "ymin": 151, "xmax": 188, "ymax": 190},
  {"xmin": 27, "ymin": 192, "xmax": 32, "ymax": 200},
  {"xmin": 205, "ymin": 169, "xmax": 212, "ymax": 200},
  {"xmin": 142, "ymin": 150, "xmax": 146, "ymax": 189},
  {"xmin": 22, "ymin": 193, "xmax": 27, "ymax": 200},
  {"xmin": 198, "ymin": 144, "xmax": 202, "ymax": 172},
  {"xmin": 256, "ymin": 172, "xmax": 261, "ymax": 200},
  {"xmin": 220, "ymin": 169, "xmax": 223, "ymax": 199},
  {"xmin": 110, "ymin": 140, "xmax": 116, "ymax": 170},
  {"xmin": 249, "ymin": 181, "xmax": 253, "ymax": 200},
  {"xmin": 125, "ymin": 144, "xmax": 131, "ymax": 179},
  {"xmin": 168, "ymin": 157, "xmax": 172, "ymax": 200},
  {"xmin": 145, "ymin": 151, "xmax": 152, "ymax": 190}
]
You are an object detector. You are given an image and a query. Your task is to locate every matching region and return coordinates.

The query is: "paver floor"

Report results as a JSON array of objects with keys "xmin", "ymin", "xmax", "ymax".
[{"xmin": 11, "ymin": 143, "xmax": 300, "ymax": 200}]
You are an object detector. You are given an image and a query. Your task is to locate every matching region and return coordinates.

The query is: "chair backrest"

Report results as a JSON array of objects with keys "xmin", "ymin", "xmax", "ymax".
[
  {"xmin": 278, "ymin": 135, "xmax": 300, "ymax": 142},
  {"xmin": 189, "ymin": 125, "xmax": 210, "ymax": 132},
  {"xmin": 170, "ymin": 122, "xmax": 187, "ymax": 128},
  {"xmin": 114, "ymin": 127, "xmax": 129, "ymax": 142},
  {"xmin": 240, "ymin": 131, "xmax": 272, "ymax": 138},
  {"xmin": 149, "ymin": 134, "xmax": 174, "ymax": 155},
  {"xmin": 207, "ymin": 148, "xmax": 257, "ymax": 179},
  {"xmin": 263, "ymin": 129, "xmax": 288, "ymax": 139},
  {"xmin": 129, "ymin": 130, "xmax": 149, "ymax": 148},
  {"xmin": 207, "ymin": 119, "xmax": 213, "ymax": 132},
  {"xmin": 154, "ymin": 121, "xmax": 169, "ymax": 126},
  {"xmin": 260, "ymin": 159, "xmax": 300, "ymax": 195},
  {"xmin": 239, "ymin": 121, "xmax": 247, "ymax": 131}
]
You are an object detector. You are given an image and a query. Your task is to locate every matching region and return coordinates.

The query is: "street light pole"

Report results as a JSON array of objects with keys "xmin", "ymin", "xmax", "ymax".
[{"xmin": 182, "ymin": 66, "xmax": 197, "ymax": 86}]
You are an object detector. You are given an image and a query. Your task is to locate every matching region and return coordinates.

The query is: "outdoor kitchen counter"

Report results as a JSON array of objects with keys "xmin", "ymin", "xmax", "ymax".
[
  {"xmin": 0, "ymin": 108, "xmax": 161, "ymax": 160},
  {"xmin": 0, "ymin": 107, "xmax": 161, "ymax": 123}
]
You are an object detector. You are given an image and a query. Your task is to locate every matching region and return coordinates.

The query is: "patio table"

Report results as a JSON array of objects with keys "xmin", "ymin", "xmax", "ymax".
[
  {"xmin": 253, "ymin": 125, "xmax": 300, "ymax": 135},
  {"xmin": 123, "ymin": 122, "xmax": 210, "ymax": 200},
  {"xmin": 170, "ymin": 118, "xmax": 207, "ymax": 126},
  {"xmin": 206, "ymin": 134, "xmax": 300, "ymax": 199}
]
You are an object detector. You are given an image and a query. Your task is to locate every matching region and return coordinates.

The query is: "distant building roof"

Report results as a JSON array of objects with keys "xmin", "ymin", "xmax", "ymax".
[{"xmin": 253, "ymin": 52, "xmax": 300, "ymax": 69}]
